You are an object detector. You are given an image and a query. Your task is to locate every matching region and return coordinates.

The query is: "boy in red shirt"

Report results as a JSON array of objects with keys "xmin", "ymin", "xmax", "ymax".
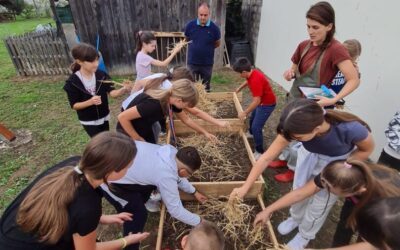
[{"xmin": 233, "ymin": 57, "xmax": 276, "ymax": 160}]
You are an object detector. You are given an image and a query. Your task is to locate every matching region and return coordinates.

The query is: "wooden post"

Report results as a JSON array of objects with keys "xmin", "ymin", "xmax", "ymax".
[{"xmin": 0, "ymin": 123, "xmax": 16, "ymax": 141}]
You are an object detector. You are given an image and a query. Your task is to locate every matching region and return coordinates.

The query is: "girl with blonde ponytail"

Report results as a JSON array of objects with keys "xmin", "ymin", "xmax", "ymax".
[
  {"xmin": 117, "ymin": 77, "xmax": 220, "ymax": 143},
  {"xmin": 0, "ymin": 132, "xmax": 149, "ymax": 250}
]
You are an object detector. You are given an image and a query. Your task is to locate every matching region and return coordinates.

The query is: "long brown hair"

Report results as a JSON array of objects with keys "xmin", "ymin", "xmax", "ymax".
[
  {"xmin": 135, "ymin": 30, "xmax": 156, "ymax": 53},
  {"xmin": 277, "ymin": 99, "xmax": 370, "ymax": 141},
  {"xmin": 306, "ymin": 1, "xmax": 336, "ymax": 50},
  {"xmin": 146, "ymin": 78, "xmax": 199, "ymax": 114},
  {"xmin": 356, "ymin": 197, "xmax": 400, "ymax": 250},
  {"xmin": 321, "ymin": 159, "xmax": 400, "ymax": 229},
  {"xmin": 70, "ymin": 43, "xmax": 99, "ymax": 72},
  {"xmin": 16, "ymin": 132, "xmax": 137, "ymax": 244},
  {"xmin": 143, "ymin": 66, "xmax": 194, "ymax": 92}
]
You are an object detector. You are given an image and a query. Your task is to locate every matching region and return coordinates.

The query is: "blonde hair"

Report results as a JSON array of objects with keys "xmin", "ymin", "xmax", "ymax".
[
  {"xmin": 145, "ymin": 79, "xmax": 199, "ymax": 113},
  {"xmin": 16, "ymin": 132, "xmax": 137, "ymax": 244},
  {"xmin": 343, "ymin": 39, "xmax": 362, "ymax": 61}
]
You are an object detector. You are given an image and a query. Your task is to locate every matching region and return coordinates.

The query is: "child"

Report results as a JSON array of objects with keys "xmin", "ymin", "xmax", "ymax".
[
  {"xmin": 121, "ymin": 67, "xmax": 227, "ymax": 143},
  {"xmin": 117, "ymin": 78, "xmax": 219, "ymax": 143},
  {"xmin": 101, "ymin": 141, "xmax": 208, "ymax": 250},
  {"xmin": 63, "ymin": 43, "xmax": 130, "ymax": 137},
  {"xmin": 233, "ymin": 57, "xmax": 277, "ymax": 160},
  {"xmin": 180, "ymin": 221, "xmax": 225, "ymax": 250},
  {"xmin": 230, "ymin": 99, "xmax": 374, "ymax": 250},
  {"xmin": 135, "ymin": 31, "xmax": 183, "ymax": 80},
  {"xmin": 330, "ymin": 39, "xmax": 362, "ymax": 108},
  {"xmin": 378, "ymin": 111, "xmax": 400, "ymax": 171},
  {"xmin": 0, "ymin": 132, "xmax": 149, "ymax": 249},
  {"xmin": 253, "ymin": 160, "xmax": 400, "ymax": 248}
]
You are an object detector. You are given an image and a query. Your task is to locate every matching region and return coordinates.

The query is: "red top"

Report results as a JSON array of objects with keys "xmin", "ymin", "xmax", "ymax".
[
  {"xmin": 291, "ymin": 39, "xmax": 351, "ymax": 86},
  {"xmin": 247, "ymin": 69, "xmax": 276, "ymax": 105}
]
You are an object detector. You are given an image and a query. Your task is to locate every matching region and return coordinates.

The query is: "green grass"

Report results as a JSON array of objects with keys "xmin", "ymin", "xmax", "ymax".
[{"xmin": 0, "ymin": 17, "xmax": 54, "ymax": 80}]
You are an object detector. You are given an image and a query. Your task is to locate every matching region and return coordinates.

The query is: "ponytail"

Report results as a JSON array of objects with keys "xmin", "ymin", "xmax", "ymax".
[
  {"xmin": 321, "ymin": 160, "xmax": 400, "ymax": 229},
  {"xmin": 143, "ymin": 72, "xmax": 172, "ymax": 92},
  {"xmin": 135, "ymin": 31, "xmax": 156, "ymax": 54},
  {"xmin": 277, "ymin": 99, "xmax": 370, "ymax": 141},
  {"xmin": 146, "ymin": 79, "xmax": 199, "ymax": 114},
  {"xmin": 17, "ymin": 167, "xmax": 83, "ymax": 244},
  {"xmin": 325, "ymin": 110, "xmax": 371, "ymax": 132},
  {"xmin": 16, "ymin": 132, "xmax": 136, "ymax": 244},
  {"xmin": 69, "ymin": 43, "xmax": 99, "ymax": 73}
]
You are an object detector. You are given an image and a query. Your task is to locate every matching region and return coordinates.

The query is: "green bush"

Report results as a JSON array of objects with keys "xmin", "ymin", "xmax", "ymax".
[{"xmin": 20, "ymin": 3, "xmax": 35, "ymax": 19}]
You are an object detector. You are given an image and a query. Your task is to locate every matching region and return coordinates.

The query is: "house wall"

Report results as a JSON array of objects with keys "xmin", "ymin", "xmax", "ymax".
[{"xmin": 256, "ymin": 1, "xmax": 400, "ymax": 160}]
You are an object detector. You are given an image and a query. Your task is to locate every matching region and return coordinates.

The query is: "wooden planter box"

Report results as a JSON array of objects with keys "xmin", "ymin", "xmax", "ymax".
[
  {"xmin": 167, "ymin": 123, "xmax": 264, "ymax": 200},
  {"xmin": 155, "ymin": 194, "xmax": 279, "ymax": 250}
]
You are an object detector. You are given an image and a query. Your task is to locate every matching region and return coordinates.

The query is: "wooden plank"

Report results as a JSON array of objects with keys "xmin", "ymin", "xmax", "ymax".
[
  {"xmin": 171, "ymin": 118, "xmax": 244, "ymax": 134},
  {"xmin": 240, "ymin": 129, "xmax": 256, "ymax": 165},
  {"xmin": 257, "ymin": 194, "xmax": 280, "ymax": 248},
  {"xmin": 233, "ymin": 92, "xmax": 244, "ymax": 113},
  {"xmin": 4, "ymin": 38, "xmax": 23, "ymax": 76},
  {"xmin": 155, "ymin": 203, "xmax": 166, "ymax": 250},
  {"xmin": 0, "ymin": 123, "xmax": 16, "ymax": 141},
  {"xmin": 154, "ymin": 31, "xmax": 185, "ymax": 37},
  {"xmin": 179, "ymin": 179, "xmax": 264, "ymax": 200}
]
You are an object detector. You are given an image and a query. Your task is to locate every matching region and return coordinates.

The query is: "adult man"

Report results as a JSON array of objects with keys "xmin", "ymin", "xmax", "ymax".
[{"xmin": 185, "ymin": 2, "xmax": 221, "ymax": 92}]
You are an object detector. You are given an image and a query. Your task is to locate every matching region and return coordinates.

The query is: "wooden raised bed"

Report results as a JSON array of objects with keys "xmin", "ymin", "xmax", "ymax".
[
  {"xmin": 156, "ymin": 194, "xmax": 279, "ymax": 250},
  {"xmin": 167, "ymin": 122, "xmax": 264, "ymax": 201}
]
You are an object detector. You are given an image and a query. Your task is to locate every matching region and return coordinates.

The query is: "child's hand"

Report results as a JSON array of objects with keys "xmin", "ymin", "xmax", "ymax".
[
  {"xmin": 238, "ymin": 111, "xmax": 247, "ymax": 120},
  {"xmin": 315, "ymin": 95, "xmax": 336, "ymax": 107},
  {"xmin": 125, "ymin": 232, "xmax": 150, "ymax": 245},
  {"xmin": 101, "ymin": 213, "xmax": 133, "ymax": 225},
  {"xmin": 253, "ymin": 209, "xmax": 272, "ymax": 227},
  {"xmin": 204, "ymin": 132, "xmax": 219, "ymax": 143},
  {"xmin": 283, "ymin": 69, "xmax": 295, "ymax": 81},
  {"xmin": 229, "ymin": 186, "xmax": 247, "ymax": 201},
  {"xmin": 194, "ymin": 191, "xmax": 208, "ymax": 203},
  {"xmin": 122, "ymin": 81, "xmax": 133, "ymax": 92},
  {"xmin": 91, "ymin": 95, "xmax": 102, "ymax": 105},
  {"xmin": 235, "ymin": 87, "xmax": 241, "ymax": 93},
  {"xmin": 217, "ymin": 120, "xmax": 229, "ymax": 128}
]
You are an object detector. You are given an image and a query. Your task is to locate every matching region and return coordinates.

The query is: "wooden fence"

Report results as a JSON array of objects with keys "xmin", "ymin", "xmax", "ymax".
[{"xmin": 4, "ymin": 29, "xmax": 72, "ymax": 76}]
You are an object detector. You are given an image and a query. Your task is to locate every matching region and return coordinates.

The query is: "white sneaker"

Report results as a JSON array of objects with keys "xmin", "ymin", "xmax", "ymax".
[
  {"xmin": 277, "ymin": 217, "xmax": 299, "ymax": 235},
  {"xmin": 150, "ymin": 191, "xmax": 162, "ymax": 201},
  {"xmin": 253, "ymin": 151, "xmax": 262, "ymax": 161},
  {"xmin": 287, "ymin": 233, "xmax": 310, "ymax": 250},
  {"xmin": 245, "ymin": 131, "xmax": 253, "ymax": 139},
  {"xmin": 144, "ymin": 199, "xmax": 161, "ymax": 212}
]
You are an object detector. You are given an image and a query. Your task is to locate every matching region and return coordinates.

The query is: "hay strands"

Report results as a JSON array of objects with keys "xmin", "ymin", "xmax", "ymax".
[
  {"xmin": 167, "ymin": 39, "xmax": 192, "ymax": 54},
  {"xmin": 99, "ymin": 79, "xmax": 133, "ymax": 87}
]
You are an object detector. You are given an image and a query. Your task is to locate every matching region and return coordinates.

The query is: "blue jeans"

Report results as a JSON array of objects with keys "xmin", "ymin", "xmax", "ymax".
[{"xmin": 249, "ymin": 105, "xmax": 275, "ymax": 153}]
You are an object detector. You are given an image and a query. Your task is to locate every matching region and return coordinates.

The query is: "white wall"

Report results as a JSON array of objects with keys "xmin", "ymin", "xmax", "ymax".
[{"xmin": 256, "ymin": 0, "xmax": 400, "ymax": 160}]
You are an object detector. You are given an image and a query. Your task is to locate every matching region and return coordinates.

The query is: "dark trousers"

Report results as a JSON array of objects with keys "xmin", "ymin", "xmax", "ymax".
[
  {"xmin": 159, "ymin": 118, "xmax": 167, "ymax": 133},
  {"xmin": 188, "ymin": 64, "xmax": 213, "ymax": 91},
  {"xmin": 103, "ymin": 184, "xmax": 156, "ymax": 250},
  {"xmin": 331, "ymin": 199, "xmax": 355, "ymax": 247},
  {"xmin": 378, "ymin": 149, "xmax": 400, "ymax": 171},
  {"xmin": 249, "ymin": 105, "xmax": 275, "ymax": 153},
  {"xmin": 82, "ymin": 121, "xmax": 109, "ymax": 137}
]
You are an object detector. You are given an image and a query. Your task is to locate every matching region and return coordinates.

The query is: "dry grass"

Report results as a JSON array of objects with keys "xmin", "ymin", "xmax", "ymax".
[
  {"xmin": 162, "ymin": 197, "xmax": 272, "ymax": 250},
  {"xmin": 177, "ymin": 134, "xmax": 251, "ymax": 182}
]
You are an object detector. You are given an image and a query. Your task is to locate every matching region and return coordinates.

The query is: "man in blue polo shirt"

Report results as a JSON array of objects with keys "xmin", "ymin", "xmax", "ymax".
[{"xmin": 185, "ymin": 2, "xmax": 221, "ymax": 92}]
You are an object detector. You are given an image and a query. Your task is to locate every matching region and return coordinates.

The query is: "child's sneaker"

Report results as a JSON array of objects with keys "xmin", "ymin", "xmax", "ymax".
[
  {"xmin": 144, "ymin": 199, "xmax": 161, "ymax": 212},
  {"xmin": 253, "ymin": 151, "xmax": 262, "ymax": 161},
  {"xmin": 287, "ymin": 232, "xmax": 310, "ymax": 250},
  {"xmin": 245, "ymin": 131, "xmax": 253, "ymax": 139},
  {"xmin": 277, "ymin": 217, "xmax": 298, "ymax": 235}
]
